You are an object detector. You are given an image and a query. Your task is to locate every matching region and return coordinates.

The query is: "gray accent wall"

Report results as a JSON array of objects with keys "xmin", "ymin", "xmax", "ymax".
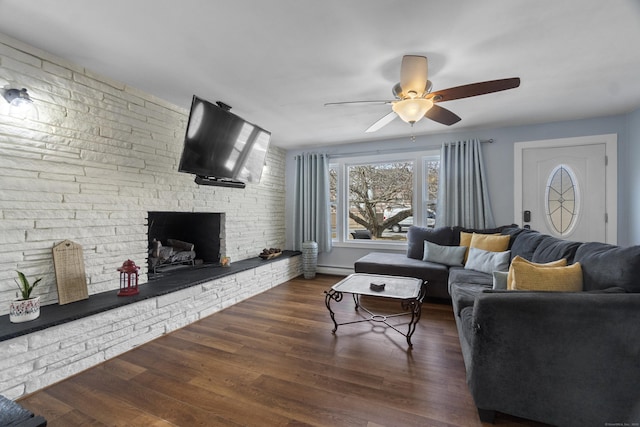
[
  {"xmin": 628, "ymin": 107, "xmax": 640, "ymax": 244},
  {"xmin": 285, "ymin": 109, "xmax": 640, "ymax": 272}
]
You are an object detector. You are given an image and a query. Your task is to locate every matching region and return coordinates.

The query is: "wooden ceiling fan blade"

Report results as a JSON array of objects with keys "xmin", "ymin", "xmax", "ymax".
[
  {"xmin": 324, "ymin": 100, "xmax": 392, "ymax": 107},
  {"xmin": 429, "ymin": 77, "xmax": 520, "ymax": 103},
  {"xmin": 400, "ymin": 55, "xmax": 428, "ymax": 96},
  {"xmin": 366, "ymin": 111, "xmax": 397, "ymax": 133},
  {"xmin": 424, "ymin": 104, "xmax": 461, "ymax": 126}
]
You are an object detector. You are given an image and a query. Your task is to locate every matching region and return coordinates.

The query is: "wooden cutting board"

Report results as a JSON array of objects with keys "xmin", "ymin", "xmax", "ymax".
[{"xmin": 52, "ymin": 240, "xmax": 88, "ymax": 305}]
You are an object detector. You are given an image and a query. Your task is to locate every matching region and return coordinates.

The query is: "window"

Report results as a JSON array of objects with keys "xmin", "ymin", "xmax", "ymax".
[
  {"xmin": 330, "ymin": 150, "xmax": 439, "ymax": 244},
  {"xmin": 545, "ymin": 164, "xmax": 579, "ymax": 236},
  {"xmin": 329, "ymin": 166, "xmax": 338, "ymax": 239},
  {"xmin": 423, "ymin": 156, "xmax": 440, "ymax": 227}
]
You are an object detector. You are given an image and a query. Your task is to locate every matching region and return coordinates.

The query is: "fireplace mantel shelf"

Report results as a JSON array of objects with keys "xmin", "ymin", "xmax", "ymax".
[{"xmin": 0, "ymin": 251, "xmax": 301, "ymax": 343}]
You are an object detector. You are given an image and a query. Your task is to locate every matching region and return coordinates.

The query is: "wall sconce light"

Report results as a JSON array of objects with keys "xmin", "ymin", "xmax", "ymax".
[
  {"xmin": 3, "ymin": 87, "xmax": 38, "ymax": 120},
  {"xmin": 3, "ymin": 88, "xmax": 33, "ymax": 107}
]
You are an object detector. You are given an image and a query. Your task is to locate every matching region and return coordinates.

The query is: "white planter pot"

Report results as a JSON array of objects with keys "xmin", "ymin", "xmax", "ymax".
[
  {"xmin": 301, "ymin": 241, "xmax": 318, "ymax": 279},
  {"xmin": 9, "ymin": 296, "xmax": 41, "ymax": 323}
]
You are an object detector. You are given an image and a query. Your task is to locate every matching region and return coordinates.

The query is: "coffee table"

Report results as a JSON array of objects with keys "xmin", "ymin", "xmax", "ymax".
[{"xmin": 324, "ymin": 273, "xmax": 427, "ymax": 348}]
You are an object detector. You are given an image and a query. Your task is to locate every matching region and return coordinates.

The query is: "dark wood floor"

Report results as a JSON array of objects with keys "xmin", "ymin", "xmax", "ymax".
[{"xmin": 18, "ymin": 274, "xmax": 547, "ymax": 426}]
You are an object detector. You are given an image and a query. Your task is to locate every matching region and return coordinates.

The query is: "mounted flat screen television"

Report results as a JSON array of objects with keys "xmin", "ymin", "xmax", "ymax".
[{"xmin": 178, "ymin": 95, "xmax": 271, "ymax": 187}]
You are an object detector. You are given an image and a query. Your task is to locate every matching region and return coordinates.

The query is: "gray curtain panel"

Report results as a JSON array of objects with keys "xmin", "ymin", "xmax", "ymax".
[
  {"xmin": 293, "ymin": 153, "xmax": 332, "ymax": 252},
  {"xmin": 436, "ymin": 139, "xmax": 495, "ymax": 229}
]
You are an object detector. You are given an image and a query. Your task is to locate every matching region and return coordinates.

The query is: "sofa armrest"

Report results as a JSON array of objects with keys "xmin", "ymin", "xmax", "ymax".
[
  {"xmin": 468, "ymin": 292, "xmax": 640, "ymax": 426},
  {"xmin": 0, "ymin": 394, "xmax": 47, "ymax": 427}
]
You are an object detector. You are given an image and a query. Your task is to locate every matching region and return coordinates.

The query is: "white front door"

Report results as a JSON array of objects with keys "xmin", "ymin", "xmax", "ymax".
[{"xmin": 514, "ymin": 134, "xmax": 617, "ymax": 244}]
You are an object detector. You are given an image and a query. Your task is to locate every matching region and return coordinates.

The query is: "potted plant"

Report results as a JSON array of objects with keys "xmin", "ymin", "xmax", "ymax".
[{"xmin": 9, "ymin": 271, "xmax": 42, "ymax": 323}]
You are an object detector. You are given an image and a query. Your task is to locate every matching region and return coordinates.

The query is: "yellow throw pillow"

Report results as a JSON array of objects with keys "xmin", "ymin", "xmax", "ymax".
[
  {"xmin": 507, "ymin": 256, "xmax": 567, "ymax": 290},
  {"xmin": 459, "ymin": 231, "xmax": 473, "ymax": 249},
  {"xmin": 459, "ymin": 232, "xmax": 509, "ymax": 262},
  {"xmin": 470, "ymin": 233, "xmax": 511, "ymax": 252},
  {"xmin": 511, "ymin": 261, "xmax": 583, "ymax": 292},
  {"xmin": 459, "ymin": 231, "xmax": 474, "ymax": 262}
]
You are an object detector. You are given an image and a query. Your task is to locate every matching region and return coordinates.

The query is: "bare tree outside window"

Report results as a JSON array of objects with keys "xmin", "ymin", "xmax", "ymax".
[
  {"xmin": 329, "ymin": 152, "xmax": 439, "ymax": 242},
  {"xmin": 425, "ymin": 158, "xmax": 440, "ymax": 216},
  {"xmin": 348, "ymin": 162, "xmax": 414, "ymax": 238},
  {"xmin": 329, "ymin": 167, "xmax": 338, "ymax": 239}
]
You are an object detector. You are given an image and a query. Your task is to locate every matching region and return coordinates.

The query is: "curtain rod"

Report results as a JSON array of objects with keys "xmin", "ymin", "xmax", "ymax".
[
  {"xmin": 447, "ymin": 139, "xmax": 493, "ymax": 144},
  {"xmin": 328, "ymin": 138, "xmax": 493, "ymax": 159},
  {"xmin": 442, "ymin": 138, "xmax": 493, "ymax": 146}
]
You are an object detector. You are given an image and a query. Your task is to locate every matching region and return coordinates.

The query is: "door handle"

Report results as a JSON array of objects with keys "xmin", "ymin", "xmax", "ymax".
[{"xmin": 523, "ymin": 210, "xmax": 531, "ymax": 222}]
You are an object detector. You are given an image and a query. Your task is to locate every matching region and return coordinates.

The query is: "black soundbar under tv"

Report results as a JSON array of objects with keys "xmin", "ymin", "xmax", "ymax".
[{"xmin": 195, "ymin": 176, "xmax": 246, "ymax": 188}]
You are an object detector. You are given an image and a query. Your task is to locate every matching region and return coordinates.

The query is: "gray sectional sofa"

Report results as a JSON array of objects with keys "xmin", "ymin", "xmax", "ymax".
[
  {"xmin": 354, "ymin": 225, "xmax": 640, "ymax": 426},
  {"xmin": 355, "ymin": 224, "xmax": 513, "ymax": 299}
]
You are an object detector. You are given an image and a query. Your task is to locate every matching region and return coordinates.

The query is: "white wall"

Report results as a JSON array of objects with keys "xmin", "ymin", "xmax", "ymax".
[
  {"xmin": 285, "ymin": 112, "xmax": 638, "ymax": 271},
  {"xmin": 0, "ymin": 33, "xmax": 287, "ymax": 314}
]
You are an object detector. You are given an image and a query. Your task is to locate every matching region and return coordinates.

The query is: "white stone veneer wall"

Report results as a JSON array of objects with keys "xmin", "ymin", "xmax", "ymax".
[
  {"xmin": 0, "ymin": 33, "xmax": 300, "ymax": 399},
  {"xmin": 0, "ymin": 256, "xmax": 302, "ymax": 399},
  {"xmin": 0, "ymin": 32, "xmax": 287, "ymax": 314}
]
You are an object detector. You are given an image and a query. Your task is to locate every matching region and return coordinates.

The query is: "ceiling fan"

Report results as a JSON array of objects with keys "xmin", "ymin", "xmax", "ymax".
[{"xmin": 325, "ymin": 55, "xmax": 520, "ymax": 133}]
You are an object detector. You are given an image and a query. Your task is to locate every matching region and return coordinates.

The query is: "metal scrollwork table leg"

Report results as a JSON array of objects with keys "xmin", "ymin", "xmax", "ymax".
[{"xmin": 324, "ymin": 281, "xmax": 427, "ymax": 348}]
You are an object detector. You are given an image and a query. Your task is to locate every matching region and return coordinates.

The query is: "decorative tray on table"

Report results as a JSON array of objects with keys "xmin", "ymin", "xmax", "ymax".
[{"xmin": 259, "ymin": 248, "xmax": 282, "ymax": 260}]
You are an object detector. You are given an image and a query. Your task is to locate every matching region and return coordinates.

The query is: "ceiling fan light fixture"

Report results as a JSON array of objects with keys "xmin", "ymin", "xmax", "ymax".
[{"xmin": 392, "ymin": 98, "xmax": 433, "ymax": 124}]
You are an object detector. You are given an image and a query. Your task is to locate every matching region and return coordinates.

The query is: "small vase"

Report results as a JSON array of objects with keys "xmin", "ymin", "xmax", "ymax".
[{"xmin": 9, "ymin": 296, "xmax": 41, "ymax": 323}]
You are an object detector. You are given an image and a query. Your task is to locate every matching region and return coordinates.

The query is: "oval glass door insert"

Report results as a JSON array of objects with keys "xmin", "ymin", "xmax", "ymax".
[{"xmin": 545, "ymin": 164, "xmax": 579, "ymax": 236}]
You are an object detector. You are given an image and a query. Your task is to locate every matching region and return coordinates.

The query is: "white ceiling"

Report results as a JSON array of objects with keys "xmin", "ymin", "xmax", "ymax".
[{"xmin": 1, "ymin": 1, "xmax": 639, "ymax": 150}]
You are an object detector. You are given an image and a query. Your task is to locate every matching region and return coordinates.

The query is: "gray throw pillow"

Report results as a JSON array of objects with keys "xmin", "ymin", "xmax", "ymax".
[
  {"xmin": 492, "ymin": 270, "xmax": 509, "ymax": 290},
  {"xmin": 422, "ymin": 240, "xmax": 467, "ymax": 267},
  {"xmin": 465, "ymin": 247, "xmax": 511, "ymax": 274}
]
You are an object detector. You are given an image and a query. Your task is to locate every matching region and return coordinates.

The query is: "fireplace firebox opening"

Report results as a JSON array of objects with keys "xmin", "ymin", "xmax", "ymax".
[{"xmin": 147, "ymin": 212, "xmax": 222, "ymax": 274}]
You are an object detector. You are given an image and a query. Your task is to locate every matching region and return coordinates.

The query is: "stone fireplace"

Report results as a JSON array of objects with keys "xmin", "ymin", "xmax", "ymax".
[
  {"xmin": 147, "ymin": 212, "xmax": 224, "ymax": 274},
  {"xmin": 0, "ymin": 33, "xmax": 292, "ymax": 401}
]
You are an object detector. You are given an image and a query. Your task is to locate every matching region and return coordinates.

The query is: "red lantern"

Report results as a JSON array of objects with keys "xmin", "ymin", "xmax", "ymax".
[{"xmin": 117, "ymin": 259, "xmax": 139, "ymax": 296}]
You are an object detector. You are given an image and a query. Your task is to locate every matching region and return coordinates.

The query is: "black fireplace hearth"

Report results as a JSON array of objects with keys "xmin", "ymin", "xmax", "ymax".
[{"xmin": 0, "ymin": 250, "xmax": 300, "ymax": 343}]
